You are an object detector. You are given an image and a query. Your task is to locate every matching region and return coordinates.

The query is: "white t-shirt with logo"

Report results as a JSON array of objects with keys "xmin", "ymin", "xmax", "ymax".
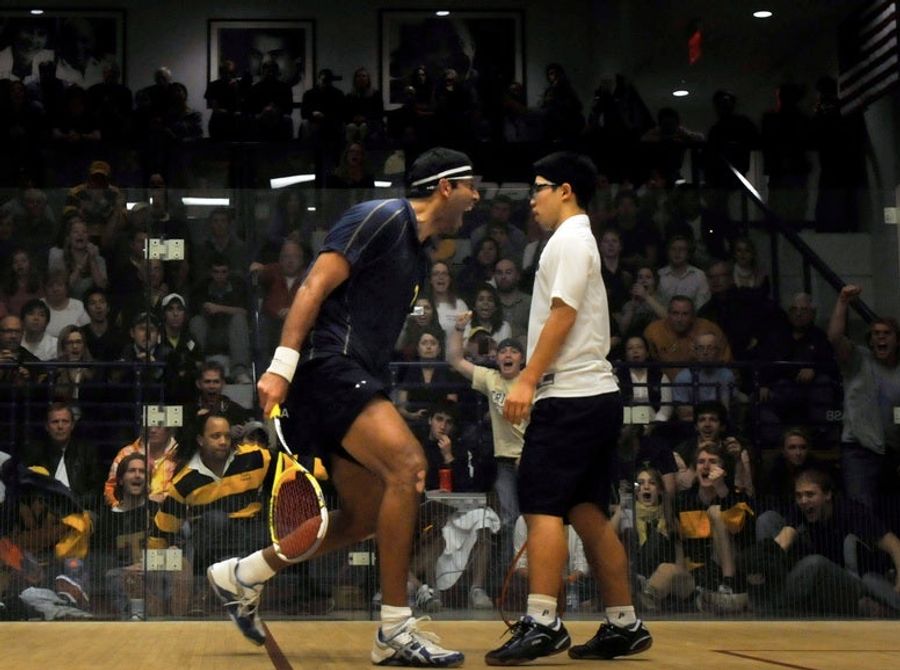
[
  {"xmin": 472, "ymin": 365, "xmax": 525, "ymax": 459},
  {"xmin": 527, "ymin": 214, "xmax": 618, "ymax": 401}
]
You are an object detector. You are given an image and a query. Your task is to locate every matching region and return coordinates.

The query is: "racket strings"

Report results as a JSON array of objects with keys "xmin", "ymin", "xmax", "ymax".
[{"xmin": 274, "ymin": 475, "xmax": 324, "ymax": 559}]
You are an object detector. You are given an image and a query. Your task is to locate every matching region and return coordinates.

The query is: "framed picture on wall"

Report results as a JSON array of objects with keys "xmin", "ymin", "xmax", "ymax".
[
  {"xmin": 208, "ymin": 19, "xmax": 315, "ymax": 108},
  {"xmin": 379, "ymin": 9, "xmax": 525, "ymax": 110},
  {"xmin": 0, "ymin": 8, "xmax": 126, "ymax": 87}
]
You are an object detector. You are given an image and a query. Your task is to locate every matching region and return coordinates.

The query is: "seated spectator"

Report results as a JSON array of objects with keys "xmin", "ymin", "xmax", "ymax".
[
  {"xmin": 344, "ymin": 66, "xmax": 384, "ymax": 146},
  {"xmin": 184, "ymin": 361, "xmax": 250, "ymax": 430},
  {"xmin": 324, "ymin": 142, "xmax": 376, "ymax": 189},
  {"xmin": 394, "ymin": 326, "xmax": 458, "ymax": 425},
  {"xmin": 109, "ymin": 312, "xmax": 165, "ymax": 400},
  {"xmin": 456, "ymin": 237, "xmax": 500, "ymax": 303},
  {"xmin": 698, "ymin": 259, "xmax": 776, "ymax": 362},
  {"xmin": 520, "ymin": 215, "xmax": 552, "ymax": 291},
  {"xmin": 79, "ymin": 286, "xmax": 125, "ymax": 362},
  {"xmin": 672, "ymin": 332, "xmax": 736, "ymax": 422},
  {"xmin": 827, "ymin": 285, "xmax": 900, "ymax": 510},
  {"xmin": 107, "ymin": 226, "xmax": 150, "ymax": 326},
  {"xmin": 189, "ymin": 254, "xmax": 251, "ymax": 383},
  {"xmin": 20, "ymin": 298, "xmax": 57, "ymax": 361},
  {"xmin": 617, "ymin": 265, "xmax": 667, "ymax": 339},
  {"xmin": 429, "ymin": 261, "xmax": 469, "ymax": 348},
  {"xmin": 395, "ymin": 294, "xmax": 441, "ymax": 362},
  {"xmin": 598, "ymin": 228, "xmax": 633, "ymax": 315},
  {"xmin": 65, "ymin": 160, "xmax": 124, "ymax": 250},
  {"xmin": 259, "ymin": 188, "xmax": 316, "ymax": 260},
  {"xmin": 463, "ymin": 284, "xmax": 511, "ymax": 346},
  {"xmin": 764, "ymin": 469, "xmax": 900, "ymax": 616},
  {"xmin": 103, "ymin": 426, "xmax": 178, "ymax": 508},
  {"xmin": 0, "ymin": 315, "xmax": 38, "ymax": 386},
  {"xmin": 758, "ymin": 292, "xmax": 836, "ymax": 444},
  {"xmin": 21, "ymin": 402, "xmax": 103, "ymax": 509},
  {"xmin": 619, "ymin": 335, "xmax": 674, "ymax": 425},
  {"xmin": 493, "ymin": 258, "xmax": 530, "ymax": 346},
  {"xmin": 673, "ymin": 401, "xmax": 754, "ymax": 496},
  {"xmin": 50, "ymin": 325, "xmax": 99, "ymax": 416},
  {"xmin": 644, "ymin": 295, "xmax": 732, "ymax": 379},
  {"xmin": 250, "ymin": 238, "xmax": 309, "ymax": 361},
  {"xmin": 448, "ymin": 312, "xmax": 526, "ymax": 552},
  {"xmin": 675, "ymin": 442, "xmax": 754, "ymax": 613},
  {"xmin": 152, "ymin": 413, "xmax": 273, "ymax": 578},
  {"xmin": 156, "ymin": 293, "xmax": 203, "ymax": 404},
  {"xmin": 730, "ymin": 236, "xmax": 770, "ymax": 296},
  {"xmin": 628, "ymin": 468, "xmax": 694, "ymax": 612},
  {"xmin": 657, "ymin": 235, "xmax": 710, "ymax": 310},
  {"xmin": 611, "ymin": 190, "xmax": 661, "ymax": 271},
  {"xmin": 193, "ymin": 208, "xmax": 250, "ymax": 284},
  {"xmin": 48, "ymin": 215, "xmax": 109, "ymax": 301},
  {"xmin": 513, "ymin": 515, "xmax": 590, "ymax": 611},
  {"xmin": 0, "ymin": 210, "xmax": 14, "ymax": 270},
  {"xmin": 42, "ymin": 271, "xmax": 90, "ymax": 338},
  {"xmin": 469, "ymin": 196, "xmax": 527, "ymax": 266},
  {"xmin": 411, "ymin": 404, "xmax": 500, "ymax": 610},
  {"xmin": 755, "ymin": 427, "xmax": 827, "ymax": 540},
  {"xmin": 1, "ymin": 189, "xmax": 57, "ymax": 264},
  {"xmin": 1, "ymin": 248, "xmax": 44, "ymax": 318}
]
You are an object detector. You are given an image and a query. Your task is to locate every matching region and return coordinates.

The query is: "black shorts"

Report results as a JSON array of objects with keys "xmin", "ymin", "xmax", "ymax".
[
  {"xmin": 517, "ymin": 392, "xmax": 623, "ymax": 518},
  {"xmin": 281, "ymin": 355, "xmax": 388, "ymax": 464}
]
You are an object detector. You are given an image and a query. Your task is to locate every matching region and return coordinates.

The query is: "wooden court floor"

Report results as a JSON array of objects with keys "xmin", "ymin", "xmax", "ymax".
[{"xmin": 1, "ymin": 620, "xmax": 898, "ymax": 669}]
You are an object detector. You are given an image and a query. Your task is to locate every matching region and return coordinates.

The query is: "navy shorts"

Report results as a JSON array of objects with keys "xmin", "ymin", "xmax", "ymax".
[
  {"xmin": 517, "ymin": 392, "xmax": 623, "ymax": 518},
  {"xmin": 281, "ymin": 355, "xmax": 388, "ymax": 464}
]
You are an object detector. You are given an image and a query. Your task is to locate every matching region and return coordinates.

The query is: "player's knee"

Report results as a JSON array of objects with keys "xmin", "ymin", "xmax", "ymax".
[
  {"xmin": 415, "ymin": 468, "xmax": 426, "ymax": 494},
  {"xmin": 383, "ymin": 443, "xmax": 426, "ymax": 489}
]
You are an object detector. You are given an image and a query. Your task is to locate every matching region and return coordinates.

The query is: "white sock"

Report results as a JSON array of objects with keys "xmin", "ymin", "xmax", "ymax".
[
  {"xmin": 381, "ymin": 604, "xmax": 413, "ymax": 635},
  {"xmin": 527, "ymin": 594, "xmax": 558, "ymax": 626},
  {"xmin": 606, "ymin": 605, "xmax": 637, "ymax": 628},
  {"xmin": 235, "ymin": 550, "xmax": 276, "ymax": 585}
]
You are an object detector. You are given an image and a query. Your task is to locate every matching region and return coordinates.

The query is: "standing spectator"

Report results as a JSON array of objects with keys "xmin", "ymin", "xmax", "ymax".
[
  {"xmin": 42, "ymin": 271, "xmax": 90, "ymax": 338},
  {"xmin": 87, "ymin": 61, "xmax": 133, "ymax": 141},
  {"xmin": 493, "ymin": 258, "xmax": 530, "ymax": 345},
  {"xmin": 249, "ymin": 238, "xmax": 309, "ymax": 362},
  {"xmin": 300, "ymin": 68, "xmax": 346, "ymax": 176},
  {"xmin": 48, "ymin": 216, "xmax": 108, "ymax": 300},
  {"xmin": 644, "ymin": 295, "xmax": 731, "ymax": 380},
  {"xmin": 162, "ymin": 82, "xmax": 202, "ymax": 142},
  {"xmin": 657, "ymin": 235, "xmax": 710, "ymax": 310},
  {"xmin": 539, "ymin": 63, "xmax": 584, "ymax": 145},
  {"xmin": 1, "ymin": 249, "xmax": 44, "ymax": 318},
  {"xmin": 79, "ymin": 286, "xmax": 125, "ymax": 362},
  {"xmin": 324, "ymin": 142, "xmax": 376, "ymax": 189},
  {"xmin": 761, "ymin": 83, "xmax": 811, "ymax": 229},
  {"xmin": 344, "ymin": 66, "xmax": 384, "ymax": 145},
  {"xmin": 156, "ymin": 293, "xmax": 203, "ymax": 405},
  {"xmin": 827, "ymin": 285, "xmax": 900, "ymax": 509},
  {"xmin": 429, "ymin": 260, "xmax": 468, "ymax": 348},
  {"xmin": 639, "ymin": 108, "xmax": 704, "ymax": 185},
  {"xmin": 611, "ymin": 190, "xmax": 661, "ymax": 271},
  {"xmin": 20, "ymin": 298, "xmax": 57, "ymax": 361},
  {"xmin": 205, "ymin": 59, "xmax": 242, "ymax": 140},
  {"xmin": 193, "ymin": 208, "xmax": 249, "ymax": 283},
  {"xmin": 189, "ymin": 255, "xmax": 251, "ymax": 383},
  {"xmin": 22, "ymin": 402, "xmax": 103, "ymax": 508}
]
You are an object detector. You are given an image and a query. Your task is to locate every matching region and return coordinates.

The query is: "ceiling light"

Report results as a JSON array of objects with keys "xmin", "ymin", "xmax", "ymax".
[
  {"xmin": 269, "ymin": 174, "xmax": 316, "ymax": 189},
  {"xmin": 753, "ymin": 10, "xmax": 773, "ymax": 19},
  {"xmin": 181, "ymin": 197, "xmax": 230, "ymax": 206},
  {"xmin": 30, "ymin": 9, "xmax": 44, "ymax": 15},
  {"xmin": 374, "ymin": 180, "xmax": 393, "ymax": 188},
  {"xmin": 672, "ymin": 89, "xmax": 690, "ymax": 97},
  {"xmin": 435, "ymin": 11, "xmax": 450, "ymax": 17}
]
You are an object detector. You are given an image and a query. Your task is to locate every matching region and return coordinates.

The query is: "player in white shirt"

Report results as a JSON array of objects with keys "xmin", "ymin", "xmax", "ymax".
[{"xmin": 486, "ymin": 152, "xmax": 652, "ymax": 665}]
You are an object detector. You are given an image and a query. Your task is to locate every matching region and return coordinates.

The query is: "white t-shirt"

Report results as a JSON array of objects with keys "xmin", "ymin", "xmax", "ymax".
[
  {"xmin": 471, "ymin": 365, "xmax": 525, "ymax": 458},
  {"xmin": 44, "ymin": 298, "xmax": 90, "ymax": 338},
  {"xmin": 527, "ymin": 214, "xmax": 618, "ymax": 400}
]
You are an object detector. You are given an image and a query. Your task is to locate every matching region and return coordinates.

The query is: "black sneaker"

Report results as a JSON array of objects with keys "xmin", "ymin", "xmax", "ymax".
[
  {"xmin": 568, "ymin": 620, "xmax": 652, "ymax": 660},
  {"xmin": 485, "ymin": 615, "xmax": 570, "ymax": 666}
]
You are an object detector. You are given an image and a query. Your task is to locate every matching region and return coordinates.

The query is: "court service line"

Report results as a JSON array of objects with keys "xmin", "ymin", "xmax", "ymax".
[
  {"xmin": 714, "ymin": 650, "xmax": 820, "ymax": 670},
  {"xmin": 263, "ymin": 623, "xmax": 295, "ymax": 670}
]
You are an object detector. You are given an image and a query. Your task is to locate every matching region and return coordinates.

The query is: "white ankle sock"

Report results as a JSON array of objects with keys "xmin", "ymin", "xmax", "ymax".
[
  {"xmin": 606, "ymin": 605, "xmax": 637, "ymax": 627},
  {"xmin": 381, "ymin": 604, "xmax": 413, "ymax": 635},
  {"xmin": 527, "ymin": 594, "xmax": 558, "ymax": 626},
  {"xmin": 235, "ymin": 550, "xmax": 276, "ymax": 585}
]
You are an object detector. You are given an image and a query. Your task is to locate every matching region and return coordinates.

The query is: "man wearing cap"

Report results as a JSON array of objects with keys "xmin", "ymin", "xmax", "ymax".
[
  {"xmin": 111, "ymin": 311, "xmax": 164, "ymax": 388},
  {"xmin": 208, "ymin": 147, "xmax": 478, "ymax": 666},
  {"xmin": 486, "ymin": 152, "xmax": 652, "ymax": 664},
  {"xmin": 65, "ymin": 161, "xmax": 124, "ymax": 248},
  {"xmin": 157, "ymin": 293, "xmax": 202, "ymax": 404}
]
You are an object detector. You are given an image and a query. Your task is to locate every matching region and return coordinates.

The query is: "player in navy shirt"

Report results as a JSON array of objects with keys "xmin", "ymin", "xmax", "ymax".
[{"xmin": 208, "ymin": 148, "xmax": 479, "ymax": 667}]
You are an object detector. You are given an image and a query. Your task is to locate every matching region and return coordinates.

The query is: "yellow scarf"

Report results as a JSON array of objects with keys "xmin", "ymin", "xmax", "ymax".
[{"xmin": 635, "ymin": 500, "xmax": 667, "ymax": 546}]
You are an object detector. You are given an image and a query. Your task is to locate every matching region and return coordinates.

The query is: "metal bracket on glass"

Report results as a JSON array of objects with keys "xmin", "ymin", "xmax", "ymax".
[
  {"xmin": 144, "ymin": 238, "xmax": 185, "ymax": 261},
  {"xmin": 143, "ymin": 405, "xmax": 184, "ymax": 428}
]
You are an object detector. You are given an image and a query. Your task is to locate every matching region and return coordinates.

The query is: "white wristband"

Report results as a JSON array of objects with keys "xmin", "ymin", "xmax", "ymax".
[{"xmin": 267, "ymin": 346, "xmax": 300, "ymax": 382}]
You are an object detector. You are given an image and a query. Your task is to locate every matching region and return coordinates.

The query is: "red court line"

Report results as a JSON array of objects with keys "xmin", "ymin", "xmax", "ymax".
[
  {"xmin": 714, "ymin": 650, "xmax": 820, "ymax": 670},
  {"xmin": 263, "ymin": 623, "xmax": 294, "ymax": 670}
]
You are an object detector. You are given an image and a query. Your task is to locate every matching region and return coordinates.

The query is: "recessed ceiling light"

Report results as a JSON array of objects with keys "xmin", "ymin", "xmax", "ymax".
[
  {"xmin": 30, "ymin": 9, "xmax": 44, "ymax": 14},
  {"xmin": 672, "ymin": 89, "xmax": 690, "ymax": 97},
  {"xmin": 435, "ymin": 11, "xmax": 450, "ymax": 17},
  {"xmin": 753, "ymin": 10, "xmax": 773, "ymax": 19}
]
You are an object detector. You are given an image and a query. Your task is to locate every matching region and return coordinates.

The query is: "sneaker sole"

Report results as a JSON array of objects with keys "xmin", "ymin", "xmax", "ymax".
[
  {"xmin": 568, "ymin": 635, "xmax": 652, "ymax": 660},
  {"xmin": 206, "ymin": 566, "xmax": 266, "ymax": 647}
]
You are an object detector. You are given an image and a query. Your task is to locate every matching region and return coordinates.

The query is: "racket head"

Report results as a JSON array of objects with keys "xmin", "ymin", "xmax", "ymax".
[{"xmin": 269, "ymin": 452, "xmax": 329, "ymax": 562}]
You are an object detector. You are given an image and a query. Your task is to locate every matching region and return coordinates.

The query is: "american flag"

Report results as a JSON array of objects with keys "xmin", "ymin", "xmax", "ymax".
[{"xmin": 838, "ymin": 0, "xmax": 899, "ymax": 114}]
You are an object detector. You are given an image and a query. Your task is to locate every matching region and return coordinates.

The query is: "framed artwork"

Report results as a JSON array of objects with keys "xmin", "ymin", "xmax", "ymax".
[
  {"xmin": 0, "ymin": 8, "xmax": 126, "ymax": 87},
  {"xmin": 209, "ymin": 19, "xmax": 315, "ymax": 108},
  {"xmin": 379, "ymin": 9, "xmax": 525, "ymax": 110}
]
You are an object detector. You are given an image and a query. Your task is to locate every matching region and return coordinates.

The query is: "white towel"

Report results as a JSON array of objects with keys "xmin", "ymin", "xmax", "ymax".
[{"xmin": 435, "ymin": 506, "xmax": 501, "ymax": 591}]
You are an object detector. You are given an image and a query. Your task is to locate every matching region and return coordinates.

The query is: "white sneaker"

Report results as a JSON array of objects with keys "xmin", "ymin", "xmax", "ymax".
[
  {"xmin": 372, "ymin": 616, "xmax": 464, "ymax": 667},
  {"xmin": 415, "ymin": 584, "xmax": 442, "ymax": 613},
  {"xmin": 207, "ymin": 557, "xmax": 266, "ymax": 645},
  {"xmin": 469, "ymin": 586, "xmax": 493, "ymax": 609}
]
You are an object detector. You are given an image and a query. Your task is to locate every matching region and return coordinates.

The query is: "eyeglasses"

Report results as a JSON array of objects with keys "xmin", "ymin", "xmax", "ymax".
[{"xmin": 530, "ymin": 182, "xmax": 559, "ymax": 197}]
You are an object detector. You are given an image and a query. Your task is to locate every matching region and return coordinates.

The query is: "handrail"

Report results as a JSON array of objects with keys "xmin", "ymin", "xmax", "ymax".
[{"xmin": 721, "ymin": 155, "xmax": 877, "ymax": 323}]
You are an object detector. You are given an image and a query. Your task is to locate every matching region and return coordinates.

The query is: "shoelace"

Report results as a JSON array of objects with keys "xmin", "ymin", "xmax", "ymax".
[
  {"xmin": 498, "ymin": 617, "xmax": 534, "ymax": 641},
  {"xmin": 398, "ymin": 616, "xmax": 444, "ymax": 648}
]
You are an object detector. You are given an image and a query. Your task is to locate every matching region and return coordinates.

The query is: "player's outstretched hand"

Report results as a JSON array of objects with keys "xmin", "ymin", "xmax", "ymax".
[{"xmin": 258, "ymin": 371, "xmax": 290, "ymax": 419}]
